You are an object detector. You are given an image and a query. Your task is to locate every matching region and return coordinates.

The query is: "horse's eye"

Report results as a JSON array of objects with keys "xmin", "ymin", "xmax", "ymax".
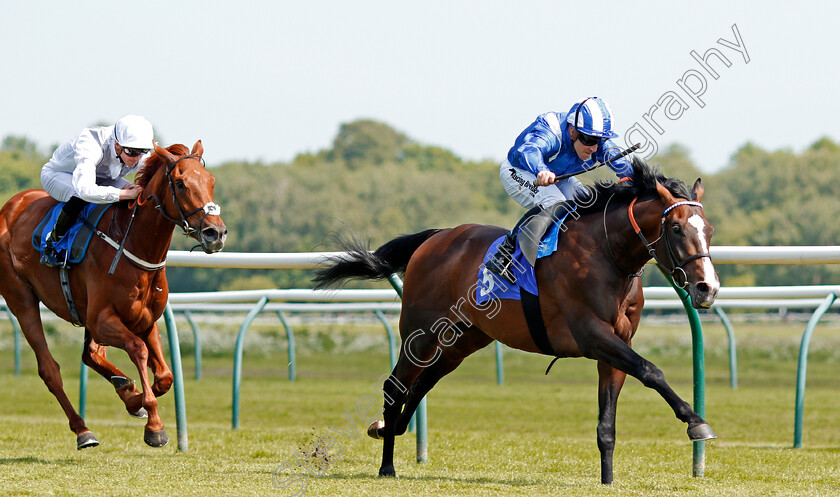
[
  {"xmin": 671, "ymin": 224, "xmax": 682, "ymax": 234},
  {"xmin": 175, "ymin": 179, "xmax": 186, "ymax": 190}
]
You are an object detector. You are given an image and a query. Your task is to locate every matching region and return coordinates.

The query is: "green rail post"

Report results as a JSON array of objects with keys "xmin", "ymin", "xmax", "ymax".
[
  {"xmin": 495, "ymin": 341, "xmax": 504, "ymax": 385},
  {"xmin": 232, "ymin": 296, "xmax": 269, "ymax": 429},
  {"xmin": 793, "ymin": 292, "xmax": 836, "ymax": 448},
  {"xmin": 663, "ymin": 272, "xmax": 706, "ymax": 477},
  {"xmin": 79, "ymin": 355, "xmax": 89, "ymax": 420},
  {"xmin": 274, "ymin": 311, "xmax": 296, "ymax": 382},
  {"xmin": 2, "ymin": 306, "xmax": 22, "ymax": 377},
  {"xmin": 415, "ymin": 389, "xmax": 428, "ymax": 463},
  {"xmin": 182, "ymin": 310, "xmax": 202, "ymax": 380},
  {"xmin": 374, "ymin": 309, "xmax": 398, "ymax": 370},
  {"xmin": 163, "ymin": 304, "xmax": 188, "ymax": 451},
  {"xmin": 712, "ymin": 307, "xmax": 738, "ymax": 389},
  {"xmin": 386, "ymin": 274, "xmax": 427, "ymax": 462}
]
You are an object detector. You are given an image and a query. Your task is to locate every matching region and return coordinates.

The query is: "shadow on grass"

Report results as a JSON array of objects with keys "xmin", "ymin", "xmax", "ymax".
[
  {"xmin": 0, "ymin": 456, "xmax": 78, "ymax": 465},
  {"xmin": 325, "ymin": 470, "xmax": 570, "ymax": 488}
]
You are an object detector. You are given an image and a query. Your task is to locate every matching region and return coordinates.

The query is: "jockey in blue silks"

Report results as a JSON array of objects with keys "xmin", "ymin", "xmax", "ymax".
[{"xmin": 485, "ymin": 97, "xmax": 635, "ymax": 284}]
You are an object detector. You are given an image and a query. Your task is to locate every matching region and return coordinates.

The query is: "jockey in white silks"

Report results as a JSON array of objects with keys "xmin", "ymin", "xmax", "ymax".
[{"xmin": 39, "ymin": 115, "xmax": 154, "ymax": 267}]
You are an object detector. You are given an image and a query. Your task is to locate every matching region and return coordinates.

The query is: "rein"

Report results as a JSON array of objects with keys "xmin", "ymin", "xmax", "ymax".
[
  {"xmin": 140, "ymin": 154, "xmax": 221, "ymax": 238},
  {"xmin": 603, "ymin": 193, "xmax": 644, "ymax": 279},
  {"xmin": 625, "ymin": 198, "xmax": 711, "ymax": 288}
]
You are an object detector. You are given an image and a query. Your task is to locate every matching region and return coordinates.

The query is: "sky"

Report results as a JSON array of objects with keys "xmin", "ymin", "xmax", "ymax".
[{"xmin": 2, "ymin": 2, "xmax": 838, "ymax": 174}]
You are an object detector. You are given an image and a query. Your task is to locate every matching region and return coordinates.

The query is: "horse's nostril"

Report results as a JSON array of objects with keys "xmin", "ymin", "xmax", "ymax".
[
  {"xmin": 695, "ymin": 282, "xmax": 711, "ymax": 294},
  {"xmin": 202, "ymin": 228, "xmax": 219, "ymax": 242}
]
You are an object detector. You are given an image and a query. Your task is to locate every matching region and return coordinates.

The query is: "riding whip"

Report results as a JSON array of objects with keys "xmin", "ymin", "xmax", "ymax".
[{"xmin": 532, "ymin": 143, "xmax": 641, "ymax": 186}]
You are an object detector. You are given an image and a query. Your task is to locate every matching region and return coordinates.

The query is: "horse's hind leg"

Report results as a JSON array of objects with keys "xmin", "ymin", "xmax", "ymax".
[
  {"xmin": 374, "ymin": 325, "xmax": 493, "ymax": 477},
  {"xmin": 4, "ymin": 296, "xmax": 96, "ymax": 448},
  {"xmin": 596, "ymin": 360, "xmax": 627, "ymax": 485},
  {"xmin": 376, "ymin": 353, "xmax": 420, "ymax": 477},
  {"xmin": 82, "ymin": 331, "xmax": 147, "ymax": 418},
  {"xmin": 393, "ymin": 327, "xmax": 493, "ymax": 436}
]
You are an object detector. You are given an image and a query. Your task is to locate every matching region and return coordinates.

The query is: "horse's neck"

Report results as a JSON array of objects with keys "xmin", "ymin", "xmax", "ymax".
[
  {"xmin": 116, "ymin": 200, "xmax": 176, "ymax": 264},
  {"xmin": 606, "ymin": 198, "xmax": 664, "ymax": 274}
]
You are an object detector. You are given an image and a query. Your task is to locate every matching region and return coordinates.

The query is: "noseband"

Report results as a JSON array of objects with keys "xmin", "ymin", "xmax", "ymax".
[
  {"xmin": 629, "ymin": 198, "xmax": 711, "ymax": 287},
  {"xmin": 604, "ymin": 195, "xmax": 712, "ymax": 287},
  {"xmin": 143, "ymin": 154, "xmax": 221, "ymax": 237}
]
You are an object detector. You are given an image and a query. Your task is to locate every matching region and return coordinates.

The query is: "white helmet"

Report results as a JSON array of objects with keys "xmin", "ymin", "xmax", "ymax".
[{"xmin": 114, "ymin": 115, "xmax": 154, "ymax": 149}]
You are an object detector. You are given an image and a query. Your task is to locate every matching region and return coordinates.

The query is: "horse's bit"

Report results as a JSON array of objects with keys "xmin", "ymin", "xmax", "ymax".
[
  {"xmin": 627, "ymin": 198, "xmax": 712, "ymax": 288},
  {"xmin": 144, "ymin": 154, "xmax": 221, "ymax": 240}
]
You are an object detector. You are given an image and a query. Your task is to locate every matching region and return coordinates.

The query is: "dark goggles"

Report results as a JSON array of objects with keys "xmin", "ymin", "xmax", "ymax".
[
  {"xmin": 122, "ymin": 147, "xmax": 150, "ymax": 157},
  {"xmin": 577, "ymin": 132, "xmax": 604, "ymax": 147}
]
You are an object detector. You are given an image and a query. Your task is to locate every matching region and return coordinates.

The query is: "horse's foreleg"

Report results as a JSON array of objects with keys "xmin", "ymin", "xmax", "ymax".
[
  {"xmin": 94, "ymin": 314, "xmax": 168, "ymax": 448},
  {"xmin": 596, "ymin": 360, "xmax": 627, "ymax": 485},
  {"xmin": 82, "ymin": 330, "xmax": 146, "ymax": 417},
  {"xmin": 579, "ymin": 324, "xmax": 715, "ymax": 440},
  {"xmin": 144, "ymin": 323, "xmax": 173, "ymax": 397}
]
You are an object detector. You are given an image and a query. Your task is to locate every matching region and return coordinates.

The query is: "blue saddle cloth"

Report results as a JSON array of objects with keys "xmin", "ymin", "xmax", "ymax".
[
  {"xmin": 32, "ymin": 203, "xmax": 113, "ymax": 265},
  {"xmin": 475, "ymin": 210, "xmax": 571, "ymax": 305}
]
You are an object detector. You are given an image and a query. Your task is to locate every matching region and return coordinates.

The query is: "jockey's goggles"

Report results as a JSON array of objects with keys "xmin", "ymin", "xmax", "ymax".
[
  {"xmin": 577, "ymin": 132, "xmax": 605, "ymax": 147},
  {"xmin": 122, "ymin": 147, "xmax": 150, "ymax": 157}
]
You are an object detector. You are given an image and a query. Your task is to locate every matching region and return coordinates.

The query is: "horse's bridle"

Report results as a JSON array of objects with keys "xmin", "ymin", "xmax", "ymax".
[
  {"xmin": 142, "ymin": 154, "xmax": 221, "ymax": 238},
  {"xmin": 604, "ymin": 194, "xmax": 712, "ymax": 287}
]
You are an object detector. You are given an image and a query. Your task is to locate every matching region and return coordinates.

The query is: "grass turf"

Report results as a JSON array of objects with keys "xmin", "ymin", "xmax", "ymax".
[{"xmin": 0, "ymin": 317, "xmax": 839, "ymax": 496}]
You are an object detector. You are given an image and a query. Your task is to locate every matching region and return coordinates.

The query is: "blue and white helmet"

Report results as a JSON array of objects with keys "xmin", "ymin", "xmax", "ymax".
[{"xmin": 566, "ymin": 97, "xmax": 618, "ymax": 139}]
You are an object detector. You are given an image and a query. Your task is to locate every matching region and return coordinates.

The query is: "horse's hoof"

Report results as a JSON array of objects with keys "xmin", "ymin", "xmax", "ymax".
[
  {"xmin": 129, "ymin": 407, "xmax": 148, "ymax": 419},
  {"xmin": 76, "ymin": 431, "xmax": 100, "ymax": 450},
  {"xmin": 144, "ymin": 428, "xmax": 169, "ymax": 447},
  {"xmin": 687, "ymin": 423, "xmax": 717, "ymax": 441},
  {"xmin": 110, "ymin": 375, "xmax": 133, "ymax": 389},
  {"xmin": 378, "ymin": 466, "xmax": 396, "ymax": 477},
  {"xmin": 367, "ymin": 420, "xmax": 385, "ymax": 440}
]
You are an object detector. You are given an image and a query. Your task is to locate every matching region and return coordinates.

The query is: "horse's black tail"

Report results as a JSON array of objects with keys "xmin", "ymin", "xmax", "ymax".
[{"xmin": 312, "ymin": 229, "xmax": 441, "ymax": 289}]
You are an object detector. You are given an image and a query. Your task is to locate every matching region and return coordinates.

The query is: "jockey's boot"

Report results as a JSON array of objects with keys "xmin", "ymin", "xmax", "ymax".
[
  {"xmin": 485, "ymin": 230, "xmax": 518, "ymax": 284},
  {"xmin": 485, "ymin": 207, "xmax": 542, "ymax": 285},
  {"xmin": 40, "ymin": 197, "xmax": 87, "ymax": 268}
]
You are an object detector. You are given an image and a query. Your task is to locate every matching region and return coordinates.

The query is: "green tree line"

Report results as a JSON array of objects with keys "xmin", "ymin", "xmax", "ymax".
[{"xmin": 2, "ymin": 121, "xmax": 839, "ymax": 291}]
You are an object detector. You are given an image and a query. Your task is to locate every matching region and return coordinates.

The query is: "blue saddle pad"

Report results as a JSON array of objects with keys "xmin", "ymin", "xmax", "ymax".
[
  {"xmin": 475, "ymin": 211, "xmax": 569, "ymax": 305},
  {"xmin": 32, "ymin": 203, "xmax": 113, "ymax": 264}
]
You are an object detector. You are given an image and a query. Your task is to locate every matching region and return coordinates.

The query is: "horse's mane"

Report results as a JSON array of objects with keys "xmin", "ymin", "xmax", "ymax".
[
  {"xmin": 134, "ymin": 144, "xmax": 191, "ymax": 189},
  {"xmin": 576, "ymin": 156, "xmax": 694, "ymax": 215}
]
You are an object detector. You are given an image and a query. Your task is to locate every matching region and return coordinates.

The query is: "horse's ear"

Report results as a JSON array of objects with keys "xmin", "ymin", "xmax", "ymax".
[
  {"xmin": 692, "ymin": 178, "xmax": 704, "ymax": 202},
  {"xmin": 154, "ymin": 142, "xmax": 177, "ymax": 163},
  {"xmin": 191, "ymin": 140, "xmax": 203, "ymax": 157},
  {"xmin": 655, "ymin": 180, "xmax": 676, "ymax": 206}
]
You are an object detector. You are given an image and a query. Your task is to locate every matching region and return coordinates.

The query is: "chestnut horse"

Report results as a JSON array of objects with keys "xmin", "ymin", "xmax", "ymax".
[
  {"xmin": 313, "ymin": 159, "xmax": 720, "ymax": 484},
  {"xmin": 0, "ymin": 141, "xmax": 226, "ymax": 449}
]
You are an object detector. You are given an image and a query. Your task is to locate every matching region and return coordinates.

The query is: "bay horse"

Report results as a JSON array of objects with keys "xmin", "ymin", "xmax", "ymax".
[
  {"xmin": 313, "ymin": 158, "xmax": 720, "ymax": 484},
  {"xmin": 0, "ymin": 141, "xmax": 226, "ymax": 449}
]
